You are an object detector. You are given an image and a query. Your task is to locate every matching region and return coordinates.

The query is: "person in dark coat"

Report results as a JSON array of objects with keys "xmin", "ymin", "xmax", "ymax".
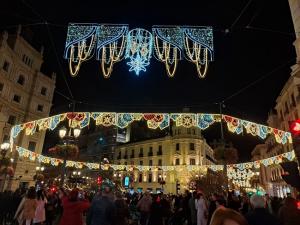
[
  {"xmin": 148, "ymin": 195, "xmax": 163, "ymax": 225},
  {"xmin": 207, "ymin": 193, "xmax": 218, "ymax": 225},
  {"xmin": 278, "ymin": 197, "xmax": 300, "ymax": 225},
  {"xmin": 86, "ymin": 187, "xmax": 116, "ymax": 225},
  {"xmin": 114, "ymin": 192, "xmax": 130, "ymax": 225},
  {"xmin": 245, "ymin": 195, "xmax": 281, "ymax": 225}
]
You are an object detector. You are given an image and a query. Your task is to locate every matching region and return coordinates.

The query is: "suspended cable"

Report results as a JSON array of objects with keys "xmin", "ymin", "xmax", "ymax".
[
  {"xmin": 230, "ymin": 0, "xmax": 254, "ymax": 30},
  {"xmin": 222, "ymin": 58, "xmax": 295, "ymax": 103}
]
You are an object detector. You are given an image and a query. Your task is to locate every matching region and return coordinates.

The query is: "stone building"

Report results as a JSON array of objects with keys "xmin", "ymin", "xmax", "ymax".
[
  {"xmin": 113, "ymin": 124, "xmax": 215, "ymax": 193},
  {"xmin": 0, "ymin": 26, "xmax": 56, "ymax": 190}
]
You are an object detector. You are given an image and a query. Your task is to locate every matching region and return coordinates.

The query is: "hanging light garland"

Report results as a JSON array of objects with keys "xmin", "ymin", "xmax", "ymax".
[
  {"xmin": 64, "ymin": 23, "xmax": 214, "ymax": 78},
  {"xmin": 9, "ymin": 112, "xmax": 292, "ymax": 153},
  {"xmin": 15, "ymin": 146, "xmax": 295, "ymax": 174}
]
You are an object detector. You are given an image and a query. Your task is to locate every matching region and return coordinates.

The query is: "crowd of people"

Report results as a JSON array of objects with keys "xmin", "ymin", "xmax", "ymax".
[{"xmin": 0, "ymin": 185, "xmax": 300, "ymax": 225}]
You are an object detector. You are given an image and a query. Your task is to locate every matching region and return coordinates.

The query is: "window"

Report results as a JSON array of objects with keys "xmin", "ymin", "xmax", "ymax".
[
  {"xmin": 7, "ymin": 115, "xmax": 16, "ymax": 125},
  {"xmin": 37, "ymin": 104, "xmax": 44, "ymax": 112},
  {"xmin": 158, "ymin": 159, "xmax": 162, "ymax": 166},
  {"xmin": 17, "ymin": 75, "xmax": 25, "ymax": 85},
  {"xmin": 139, "ymin": 148, "xmax": 143, "ymax": 157},
  {"xmin": 139, "ymin": 161, "xmax": 143, "ymax": 165},
  {"xmin": 148, "ymin": 147, "xmax": 153, "ymax": 156},
  {"xmin": 131, "ymin": 149, "xmax": 134, "ymax": 158},
  {"xmin": 176, "ymin": 143, "xmax": 180, "ymax": 151},
  {"xmin": 149, "ymin": 160, "xmax": 152, "ymax": 166},
  {"xmin": 0, "ymin": 83, "xmax": 3, "ymax": 92},
  {"xmin": 2, "ymin": 61, "xmax": 10, "ymax": 72},
  {"xmin": 41, "ymin": 87, "xmax": 47, "ymax": 96},
  {"xmin": 28, "ymin": 141, "xmax": 37, "ymax": 151},
  {"xmin": 13, "ymin": 95, "xmax": 21, "ymax": 103},
  {"xmin": 159, "ymin": 145, "xmax": 162, "ymax": 151},
  {"xmin": 291, "ymin": 94, "xmax": 296, "ymax": 107},
  {"xmin": 118, "ymin": 152, "xmax": 121, "ymax": 159},
  {"xmin": 190, "ymin": 158, "xmax": 196, "ymax": 165},
  {"xmin": 175, "ymin": 158, "xmax": 180, "ymax": 165},
  {"xmin": 148, "ymin": 173, "xmax": 152, "ymax": 183},
  {"xmin": 139, "ymin": 174, "xmax": 143, "ymax": 182},
  {"xmin": 2, "ymin": 135, "xmax": 9, "ymax": 142},
  {"xmin": 190, "ymin": 143, "xmax": 195, "ymax": 150},
  {"xmin": 187, "ymin": 128, "xmax": 191, "ymax": 134},
  {"xmin": 178, "ymin": 130, "xmax": 181, "ymax": 135},
  {"xmin": 193, "ymin": 129, "xmax": 196, "ymax": 135}
]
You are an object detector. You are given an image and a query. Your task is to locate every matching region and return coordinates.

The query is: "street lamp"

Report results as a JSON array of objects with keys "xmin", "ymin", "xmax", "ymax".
[
  {"xmin": 58, "ymin": 126, "xmax": 81, "ymax": 187},
  {"xmin": 159, "ymin": 174, "xmax": 167, "ymax": 190}
]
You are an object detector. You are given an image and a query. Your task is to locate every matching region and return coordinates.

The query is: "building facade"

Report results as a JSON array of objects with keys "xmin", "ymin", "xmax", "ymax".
[
  {"xmin": 113, "ymin": 125, "xmax": 215, "ymax": 193},
  {"xmin": 0, "ymin": 27, "xmax": 56, "ymax": 190}
]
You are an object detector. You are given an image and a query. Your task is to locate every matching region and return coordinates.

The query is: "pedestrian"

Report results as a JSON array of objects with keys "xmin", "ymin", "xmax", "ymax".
[
  {"xmin": 136, "ymin": 191, "xmax": 152, "ymax": 225},
  {"xmin": 188, "ymin": 191, "xmax": 197, "ymax": 225},
  {"xmin": 59, "ymin": 188, "xmax": 90, "ymax": 225},
  {"xmin": 148, "ymin": 194, "xmax": 164, "ymax": 225},
  {"xmin": 34, "ymin": 190, "xmax": 47, "ymax": 224},
  {"xmin": 207, "ymin": 194, "xmax": 218, "ymax": 225},
  {"xmin": 195, "ymin": 193, "xmax": 208, "ymax": 225},
  {"xmin": 278, "ymin": 197, "xmax": 300, "ymax": 225},
  {"xmin": 14, "ymin": 186, "xmax": 37, "ymax": 225},
  {"xmin": 245, "ymin": 194, "xmax": 281, "ymax": 225},
  {"xmin": 114, "ymin": 192, "xmax": 130, "ymax": 225},
  {"xmin": 86, "ymin": 186, "xmax": 116, "ymax": 225},
  {"xmin": 239, "ymin": 196, "xmax": 249, "ymax": 215},
  {"xmin": 209, "ymin": 207, "xmax": 249, "ymax": 225}
]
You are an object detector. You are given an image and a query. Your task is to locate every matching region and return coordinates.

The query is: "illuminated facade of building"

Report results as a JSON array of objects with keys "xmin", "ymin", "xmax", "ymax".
[
  {"xmin": 113, "ymin": 125, "xmax": 215, "ymax": 193},
  {"xmin": 0, "ymin": 27, "xmax": 56, "ymax": 190}
]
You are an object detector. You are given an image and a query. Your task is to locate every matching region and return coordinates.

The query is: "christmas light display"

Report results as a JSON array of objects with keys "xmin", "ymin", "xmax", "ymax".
[
  {"xmin": 10, "ymin": 113, "xmax": 292, "ymax": 153},
  {"xmin": 16, "ymin": 146, "xmax": 295, "ymax": 174},
  {"xmin": 125, "ymin": 28, "xmax": 153, "ymax": 75},
  {"xmin": 64, "ymin": 23, "xmax": 214, "ymax": 78}
]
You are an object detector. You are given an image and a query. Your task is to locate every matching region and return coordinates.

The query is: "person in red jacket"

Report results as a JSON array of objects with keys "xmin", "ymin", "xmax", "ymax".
[{"xmin": 59, "ymin": 189, "xmax": 90, "ymax": 225}]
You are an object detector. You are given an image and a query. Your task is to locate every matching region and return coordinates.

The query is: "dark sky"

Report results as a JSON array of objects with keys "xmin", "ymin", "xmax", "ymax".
[{"xmin": 1, "ymin": 0, "xmax": 296, "ymax": 161}]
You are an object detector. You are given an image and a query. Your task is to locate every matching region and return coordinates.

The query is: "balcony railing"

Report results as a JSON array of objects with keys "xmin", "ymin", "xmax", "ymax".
[
  {"xmin": 157, "ymin": 151, "xmax": 162, "ymax": 156},
  {"xmin": 148, "ymin": 152, "xmax": 153, "ymax": 157},
  {"xmin": 124, "ymin": 155, "xmax": 128, "ymax": 159},
  {"xmin": 139, "ymin": 153, "xmax": 144, "ymax": 157},
  {"xmin": 130, "ymin": 154, "xmax": 134, "ymax": 158}
]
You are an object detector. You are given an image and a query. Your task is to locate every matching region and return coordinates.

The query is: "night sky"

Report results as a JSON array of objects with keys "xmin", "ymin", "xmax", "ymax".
[{"xmin": 1, "ymin": 0, "xmax": 296, "ymax": 161}]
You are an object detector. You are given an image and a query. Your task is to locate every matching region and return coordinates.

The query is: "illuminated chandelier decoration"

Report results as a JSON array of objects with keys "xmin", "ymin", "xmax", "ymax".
[
  {"xmin": 125, "ymin": 28, "xmax": 153, "ymax": 75},
  {"xmin": 64, "ymin": 23, "xmax": 214, "ymax": 78}
]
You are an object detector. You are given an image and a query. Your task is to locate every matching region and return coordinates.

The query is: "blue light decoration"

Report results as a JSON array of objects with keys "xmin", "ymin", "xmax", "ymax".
[
  {"xmin": 183, "ymin": 26, "xmax": 214, "ymax": 78},
  {"xmin": 124, "ymin": 176, "xmax": 130, "ymax": 187},
  {"xmin": 64, "ymin": 23, "xmax": 98, "ymax": 76},
  {"xmin": 96, "ymin": 24, "xmax": 128, "ymax": 78},
  {"xmin": 197, "ymin": 114, "xmax": 217, "ymax": 130},
  {"xmin": 152, "ymin": 26, "xmax": 183, "ymax": 77},
  {"xmin": 64, "ymin": 24, "xmax": 214, "ymax": 78},
  {"xmin": 125, "ymin": 28, "xmax": 153, "ymax": 76}
]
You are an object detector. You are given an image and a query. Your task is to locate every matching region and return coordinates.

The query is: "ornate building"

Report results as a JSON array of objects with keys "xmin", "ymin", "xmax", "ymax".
[
  {"xmin": 250, "ymin": 0, "xmax": 300, "ymax": 197},
  {"xmin": 0, "ymin": 26, "xmax": 56, "ymax": 190},
  {"xmin": 113, "ymin": 124, "xmax": 215, "ymax": 193}
]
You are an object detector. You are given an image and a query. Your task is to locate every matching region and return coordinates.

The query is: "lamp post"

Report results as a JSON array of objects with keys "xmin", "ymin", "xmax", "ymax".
[
  {"xmin": 72, "ymin": 171, "xmax": 81, "ymax": 187},
  {"xmin": 159, "ymin": 174, "xmax": 167, "ymax": 191},
  {"xmin": 0, "ymin": 141, "xmax": 10, "ymax": 191},
  {"xmin": 35, "ymin": 166, "xmax": 45, "ymax": 189},
  {"xmin": 58, "ymin": 126, "xmax": 81, "ymax": 187}
]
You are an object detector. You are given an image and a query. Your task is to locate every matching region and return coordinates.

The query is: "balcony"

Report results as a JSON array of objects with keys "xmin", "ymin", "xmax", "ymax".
[
  {"xmin": 130, "ymin": 154, "xmax": 135, "ymax": 158},
  {"xmin": 157, "ymin": 150, "xmax": 162, "ymax": 156},
  {"xmin": 148, "ymin": 152, "xmax": 153, "ymax": 157},
  {"xmin": 139, "ymin": 153, "xmax": 144, "ymax": 157},
  {"xmin": 124, "ymin": 155, "xmax": 128, "ymax": 159}
]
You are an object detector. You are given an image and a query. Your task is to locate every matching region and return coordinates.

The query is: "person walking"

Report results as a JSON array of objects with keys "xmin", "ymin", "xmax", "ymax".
[
  {"xmin": 59, "ymin": 189, "xmax": 90, "ymax": 225},
  {"xmin": 188, "ymin": 192, "xmax": 197, "ymax": 225},
  {"xmin": 34, "ymin": 190, "xmax": 47, "ymax": 224},
  {"xmin": 195, "ymin": 193, "xmax": 207, "ymax": 225},
  {"xmin": 245, "ymin": 195, "xmax": 281, "ymax": 225},
  {"xmin": 14, "ymin": 187, "xmax": 37, "ymax": 225},
  {"xmin": 278, "ymin": 197, "xmax": 300, "ymax": 225},
  {"xmin": 86, "ymin": 186, "xmax": 116, "ymax": 225},
  {"xmin": 114, "ymin": 192, "xmax": 130, "ymax": 225},
  {"xmin": 137, "ymin": 191, "xmax": 152, "ymax": 225}
]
